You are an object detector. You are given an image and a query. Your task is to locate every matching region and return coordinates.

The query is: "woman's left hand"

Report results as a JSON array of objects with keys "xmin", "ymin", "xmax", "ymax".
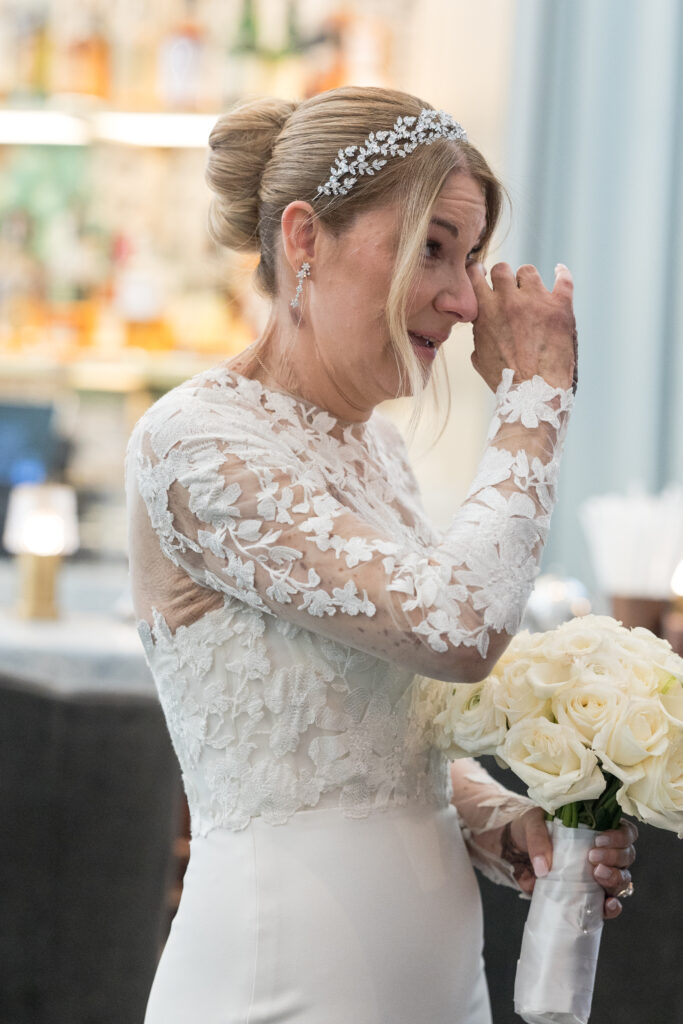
[{"xmin": 505, "ymin": 808, "xmax": 638, "ymax": 919}]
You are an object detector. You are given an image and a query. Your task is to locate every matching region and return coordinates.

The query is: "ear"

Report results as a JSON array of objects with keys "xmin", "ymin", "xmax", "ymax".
[{"xmin": 281, "ymin": 201, "xmax": 318, "ymax": 273}]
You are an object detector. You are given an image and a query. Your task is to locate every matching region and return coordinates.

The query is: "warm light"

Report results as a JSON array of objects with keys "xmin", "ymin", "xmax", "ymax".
[
  {"xmin": 3, "ymin": 483, "xmax": 79, "ymax": 556},
  {"xmin": 0, "ymin": 109, "xmax": 88, "ymax": 145},
  {"xmin": 672, "ymin": 559, "xmax": 683, "ymax": 597},
  {"xmin": 92, "ymin": 112, "xmax": 218, "ymax": 148},
  {"xmin": 19, "ymin": 512, "xmax": 68, "ymax": 557}
]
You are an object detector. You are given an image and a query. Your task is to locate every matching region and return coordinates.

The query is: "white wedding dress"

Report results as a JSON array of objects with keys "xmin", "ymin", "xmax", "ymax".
[{"xmin": 124, "ymin": 358, "xmax": 574, "ymax": 1024}]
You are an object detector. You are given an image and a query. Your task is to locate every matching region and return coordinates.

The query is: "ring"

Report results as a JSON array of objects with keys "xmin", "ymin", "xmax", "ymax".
[{"xmin": 615, "ymin": 880, "xmax": 634, "ymax": 899}]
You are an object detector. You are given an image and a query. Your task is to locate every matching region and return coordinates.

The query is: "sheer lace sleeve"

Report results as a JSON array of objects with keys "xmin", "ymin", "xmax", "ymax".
[
  {"xmin": 127, "ymin": 367, "xmax": 573, "ymax": 683},
  {"xmin": 449, "ymin": 757, "xmax": 537, "ymax": 894}
]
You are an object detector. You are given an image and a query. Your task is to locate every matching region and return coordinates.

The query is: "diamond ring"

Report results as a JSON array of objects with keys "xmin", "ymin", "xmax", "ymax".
[{"xmin": 615, "ymin": 880, "xmax": 634, "ymax": 899}]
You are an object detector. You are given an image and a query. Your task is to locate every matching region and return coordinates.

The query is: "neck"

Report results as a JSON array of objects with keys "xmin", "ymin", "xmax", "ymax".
[{"xmin": 233, "ymin": 302, "xmax": 374, "ymax": 424}]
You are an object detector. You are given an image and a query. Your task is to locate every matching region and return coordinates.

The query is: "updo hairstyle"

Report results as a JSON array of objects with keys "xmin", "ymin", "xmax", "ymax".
[{"xmin": 205, "ymin": 86, "xmax": 506, "ymax": 432}]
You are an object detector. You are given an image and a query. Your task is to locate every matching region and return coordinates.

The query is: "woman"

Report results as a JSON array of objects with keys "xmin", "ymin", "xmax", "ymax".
[{"xmin": 125, "ymin": 86, "xmax": 637, "ymax": 1023}]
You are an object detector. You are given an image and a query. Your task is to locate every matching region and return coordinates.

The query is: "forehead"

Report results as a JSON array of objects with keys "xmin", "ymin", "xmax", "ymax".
[{"xmin": 431, "ymin": 171, "xmax": 488, "ymax": 239}]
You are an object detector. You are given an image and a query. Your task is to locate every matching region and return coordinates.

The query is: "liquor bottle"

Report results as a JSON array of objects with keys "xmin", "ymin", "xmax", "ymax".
[
  {"xmin": 223, "ymin": 0, "xmax": 262, "ymax": 102},
  {"xmin": 64, "ymin": 5, "xmax": 112, "ymax": 100},
  {"xmin": 157, "ymin": 0, "xmax": 205, "ymax": 111},
  {"xmin": 13, "ymin": 1, "xmax": 52, "ymax": 100}
]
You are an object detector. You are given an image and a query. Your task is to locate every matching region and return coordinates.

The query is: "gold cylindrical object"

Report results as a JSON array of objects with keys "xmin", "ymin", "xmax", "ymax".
[{"xmin": 16, "ymin": 553, "xmax": 62, "ymax": 620}]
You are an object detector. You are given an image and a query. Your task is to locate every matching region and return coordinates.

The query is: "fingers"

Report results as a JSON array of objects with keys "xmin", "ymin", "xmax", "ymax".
[
  {"xmin": 552, "ymin": 262, "xmax": 574, "ymax": 298},
  {"xmin": 604, "ymin": 897, "xmax": 623, "ymax": 920},
  {"xmin": 594, "ymin": 819, "xmax": 639, "ymax": 848},
  {"xmin": 515, "ymin": 264, "xmax": 543, "ymax": 289},
  {"xmin": 466, "ymin": 260, "xmax": 491, "ymax": 303},
  {"xmin": 521, "ymin": 809, "xmax": 553, "ymax": 878},
  {"xmin": 592, "ymin": 862, "xmax": 633, "ymax": 894},
  {"xmin": 588, "ymin": 845, "xmax": 636, "ymax": 870}
]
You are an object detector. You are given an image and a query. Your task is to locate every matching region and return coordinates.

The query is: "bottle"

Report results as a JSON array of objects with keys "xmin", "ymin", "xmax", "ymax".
[
  {"xmin": 157, "ymin": 0, "xmax": 205, "ymax": 111},
  {"xmin": 13, "ymin": 1, "xmax": 52, "ymax": 100},
  {"xmin": 64, "ymin": 6, "xmax": 112, "ymax": 100},
  {"xmin": 224, "ymin": 0, "xmax": 262, "ymax": 101}
]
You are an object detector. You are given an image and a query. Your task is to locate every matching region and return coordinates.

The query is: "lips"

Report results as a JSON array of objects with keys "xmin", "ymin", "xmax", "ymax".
[{"xmin": 408, "ymin": 331, "xmax": 445, "ymax": 360}]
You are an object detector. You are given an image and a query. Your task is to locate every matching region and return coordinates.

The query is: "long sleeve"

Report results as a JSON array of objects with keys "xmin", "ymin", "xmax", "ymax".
[
  {"xmin": 127, "ymin": 367, "xmax": 573, "ymax": 683},
  {"xmin": 449, "ymin": 757, "xmax": 537, "ymax": 894}
]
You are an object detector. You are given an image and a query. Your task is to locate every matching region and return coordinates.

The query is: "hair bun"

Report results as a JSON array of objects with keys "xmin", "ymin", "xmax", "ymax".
[{"xmin": 205, "ymin": 97, "xmax": 298, "ymax": 253}]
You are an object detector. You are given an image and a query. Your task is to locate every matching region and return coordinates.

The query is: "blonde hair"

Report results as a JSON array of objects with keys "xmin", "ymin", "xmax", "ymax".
[{"xmin": 205, "ymin": 85, "xmax": 506, "ymax": 441}]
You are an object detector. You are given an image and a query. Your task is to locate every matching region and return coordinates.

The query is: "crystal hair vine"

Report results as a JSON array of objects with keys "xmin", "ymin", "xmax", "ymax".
[{"xmin": 313, "ymin": 108, "xmax": 468, "ymax": 201}]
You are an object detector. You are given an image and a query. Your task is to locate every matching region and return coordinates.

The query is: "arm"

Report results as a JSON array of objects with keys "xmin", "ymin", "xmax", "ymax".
[
  {"xmin": 128, "ymin": 367, "xmax": 573, "ymax": 683},
  {"xmin": 449, "ymin": 757, "xmax": 538, "ymax": 893}
]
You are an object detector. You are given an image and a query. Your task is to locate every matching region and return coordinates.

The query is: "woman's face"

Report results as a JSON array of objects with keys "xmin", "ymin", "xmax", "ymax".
[{"xmin": 303, "ymin": 170, "xmax": 488, "ymax": 418}]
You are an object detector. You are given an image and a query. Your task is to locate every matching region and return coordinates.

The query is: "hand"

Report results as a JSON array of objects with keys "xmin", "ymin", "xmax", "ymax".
[
  {"xmin": 505, "ymin": 810, "xmax": 638, "ymax": 920},
  {"xmin": 586, "ymin": 818, "xmax": 638, "ymax": 920},
  {"xmin": 466, "ymin": 260, "xmax": 577, "ymax": 394}
]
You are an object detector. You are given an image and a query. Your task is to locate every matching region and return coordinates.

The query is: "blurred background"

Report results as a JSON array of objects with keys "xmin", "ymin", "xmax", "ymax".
[{"xmin": 0, "ymin": 1, "xmax": 681, "ymax": 1022}]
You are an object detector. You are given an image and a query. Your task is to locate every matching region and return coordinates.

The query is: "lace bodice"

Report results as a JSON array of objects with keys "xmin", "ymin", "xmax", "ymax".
[{"xmin": 125, "ymin": 360, "xmax": 573, "ymax": 877}]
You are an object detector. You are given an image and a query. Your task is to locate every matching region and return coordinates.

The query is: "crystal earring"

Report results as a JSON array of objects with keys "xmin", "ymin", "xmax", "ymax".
[{"xmin": 290, "ymin": 261, "xmax": 311, "ymax": 310}]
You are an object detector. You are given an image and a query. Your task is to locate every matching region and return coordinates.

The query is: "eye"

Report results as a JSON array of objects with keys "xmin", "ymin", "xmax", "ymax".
[
  {"xmin": 466, "ymin": 245, "xmax": 483, "ymax": 265},
  {"xmin": 423, "ymin": 238, "xmax": 442, "ymax": 260}
]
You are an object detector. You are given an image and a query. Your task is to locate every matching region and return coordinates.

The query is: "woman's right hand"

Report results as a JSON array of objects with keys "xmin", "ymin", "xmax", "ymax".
[{"xmin": 466, "ymin": 261, "xmax": 578, "ymax": 395}]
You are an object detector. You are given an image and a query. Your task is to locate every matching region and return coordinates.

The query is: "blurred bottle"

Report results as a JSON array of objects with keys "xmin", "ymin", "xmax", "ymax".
[
  {"xmin": 112, "ymin": 234, "xmax": 174, "ymax": 351},
  {"xmin": 303, "ymin": 13, "xmax": 348, "ymax": 98},
  {"xmin": 0, "ymin": 1, "xmax": 16, "ymax": 101},
  {"xmin": 111, "ymin": 0, "xmax": 158, "ymax": 110},
  {"xmin": 223, "ymin": 0, "xmax": 262, "ymax": 100},
  {"xmin": 58, "ymin": 4, "xmax": 112, "ymax": 101},
  {"xmin": 0, "ymin": 208, "xmax": 46, "ymax": 350},
  {"xmin": 157, "ymin": 0, "xmax": 205, "ymax": 111},
  {"xmin": 43, "ymin": 206, "xmax": 109, "ymax": 348},
  {"xmin": 12, "ymin": 0, "xmax": 52, "ymax": 100}
]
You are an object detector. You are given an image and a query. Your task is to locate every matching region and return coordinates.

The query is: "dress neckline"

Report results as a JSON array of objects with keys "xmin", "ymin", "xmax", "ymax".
[{"xmin": 211, "ymin": 359, "xmax": 373, "ymax": 436}]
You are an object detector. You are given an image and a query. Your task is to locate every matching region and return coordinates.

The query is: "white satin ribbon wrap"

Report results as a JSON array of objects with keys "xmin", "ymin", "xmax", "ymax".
[{"xmin": 514, "ymin": 820, "xmax": 604, "ymax": 1024}]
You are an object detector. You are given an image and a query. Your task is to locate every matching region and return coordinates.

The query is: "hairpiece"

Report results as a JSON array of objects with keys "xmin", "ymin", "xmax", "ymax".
[{"xmin": 313, "ymin": 108, "xmax": 467, "ymax": 201}]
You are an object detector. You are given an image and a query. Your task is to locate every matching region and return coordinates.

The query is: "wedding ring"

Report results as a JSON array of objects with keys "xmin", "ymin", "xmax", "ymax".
[{"xmin": 615, "ymin": 880, "xmax": 634, "ymax": 899}]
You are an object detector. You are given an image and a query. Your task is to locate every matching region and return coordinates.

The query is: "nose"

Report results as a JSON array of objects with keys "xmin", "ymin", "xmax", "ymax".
[{"xmin": 434, "ymin": 269, "xmax": 478, "ymax": 324}]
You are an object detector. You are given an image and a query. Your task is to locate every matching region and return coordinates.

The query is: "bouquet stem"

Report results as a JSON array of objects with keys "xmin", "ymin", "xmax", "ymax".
[
  {"xmin": 544, "ymin": 770, "xmax": 623, "ymax": 831},
  {"xmin": 514, "ymin": 819, "xmax": 605, "ymax": 1024}
]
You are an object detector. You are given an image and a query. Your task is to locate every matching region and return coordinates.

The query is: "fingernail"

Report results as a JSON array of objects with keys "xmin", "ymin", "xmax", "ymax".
[
  {"xmin": 594, "ymin": 835, "xmax": 610, "ymax": 847},
  {"xmin": 554, "ymin": 262, "xmax": 568, "ymax": 273},
  {"xmin": 588, "ymin": 849, "xmax": 603, "ymax": 864},
  {"xmin": 594, "ymin": 863, "xmax": 611, "ymax": 880},
  {"xmin": 532, "ymin": 856, "xmax": 548, "ymax": 877},
  {"xmin": 607, "ymin": 898, "xmax": 620, "ymax": 911}
]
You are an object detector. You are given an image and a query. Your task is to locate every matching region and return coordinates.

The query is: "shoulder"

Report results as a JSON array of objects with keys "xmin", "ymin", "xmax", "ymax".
[{"xmin": 127, "ymin": 365, "xmax": 274, "ymax": 453}]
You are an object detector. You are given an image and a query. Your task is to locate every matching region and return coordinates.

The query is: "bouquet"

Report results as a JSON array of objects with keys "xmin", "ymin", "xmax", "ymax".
[{"xmin": 429, "ymin": 614, "xmax": 683, "ymax": 1024}]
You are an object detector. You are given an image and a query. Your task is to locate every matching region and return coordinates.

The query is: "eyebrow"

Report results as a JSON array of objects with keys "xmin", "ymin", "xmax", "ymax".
[{"xmin": 430, "ymin": 216, "xmax": 486, "ymax": 249}]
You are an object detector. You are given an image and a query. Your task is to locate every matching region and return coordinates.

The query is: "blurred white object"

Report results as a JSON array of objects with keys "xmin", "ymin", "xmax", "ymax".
[
  {"xmin": 579, "ymin": 483, "xmax": 683, "ymax": 599},
  {"xmin": 3, "ymin": 483, "xmax": 79, "ymax": 619},
  {"xmin": 522, "ymin": 574, "xmax": 592, "ymax": 633},
  {"xmin": 4, "ymin": 483, "xmax": 79, "ymax": 556}
]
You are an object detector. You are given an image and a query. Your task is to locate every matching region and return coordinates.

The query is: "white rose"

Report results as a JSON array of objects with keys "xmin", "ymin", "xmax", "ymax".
[
  {"xmin": 499, "ymin": 717, "xmax": 606, "ymax": 813},
  {"xmin": 433, "ymin": 681, "xmax": 507, "ymax": 757},
  {"xmin": 658, "ymin": 675, "xmax": 683, "ymax": 728},
  {"xmin": 617, "ymin": 739, "xmax": 683, "ymax": 837},
  {"xmin": 492, "ymin": 659, "xmax": 552, "ymax": 724},
  {"xmin": 561, "ymin": 614, "xmax": 624, "ymax": 634},
  {"xmin": 552, "ymin": 683, "xmax": 627, "ymax": 744},
  {"xmin": 592, "ymin": 697, "xmax": 672, "ymax": 782},
  {"xmin": 570, "ymin": 651, "xmax": 631, "ymax": 693},
  {"xmin": 550, "ymin": 621, "xmax": 604, "ymax": 657},
  {"xmin": 525, "ymin": 656, "xmax": 575, "ymax": 699},
  {"xmin": 508, "ymin": 629, "xmax": 548, "ymax": 657}
]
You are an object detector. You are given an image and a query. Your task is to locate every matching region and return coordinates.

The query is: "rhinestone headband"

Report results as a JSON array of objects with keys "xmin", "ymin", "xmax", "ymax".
[{"xmin": 313, "ymin": 107, "xmax": 467, "ymax": 201}]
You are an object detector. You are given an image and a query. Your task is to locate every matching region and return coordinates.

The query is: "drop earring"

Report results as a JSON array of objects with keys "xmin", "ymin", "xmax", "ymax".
[{"xmin": 290, "ymin": 261, "xmax": 311, "ymax": 311}]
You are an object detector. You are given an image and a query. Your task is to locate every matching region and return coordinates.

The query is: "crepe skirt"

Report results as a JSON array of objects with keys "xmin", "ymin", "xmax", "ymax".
[{"xmin": 143, "ymin": 800, "xmax": 492, "ymax": 1024}]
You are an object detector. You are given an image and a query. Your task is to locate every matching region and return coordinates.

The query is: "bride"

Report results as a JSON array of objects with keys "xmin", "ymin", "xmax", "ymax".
[{"xmin": 125, "ymin": 85, "xmax": 637, "ymax": 1023}]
